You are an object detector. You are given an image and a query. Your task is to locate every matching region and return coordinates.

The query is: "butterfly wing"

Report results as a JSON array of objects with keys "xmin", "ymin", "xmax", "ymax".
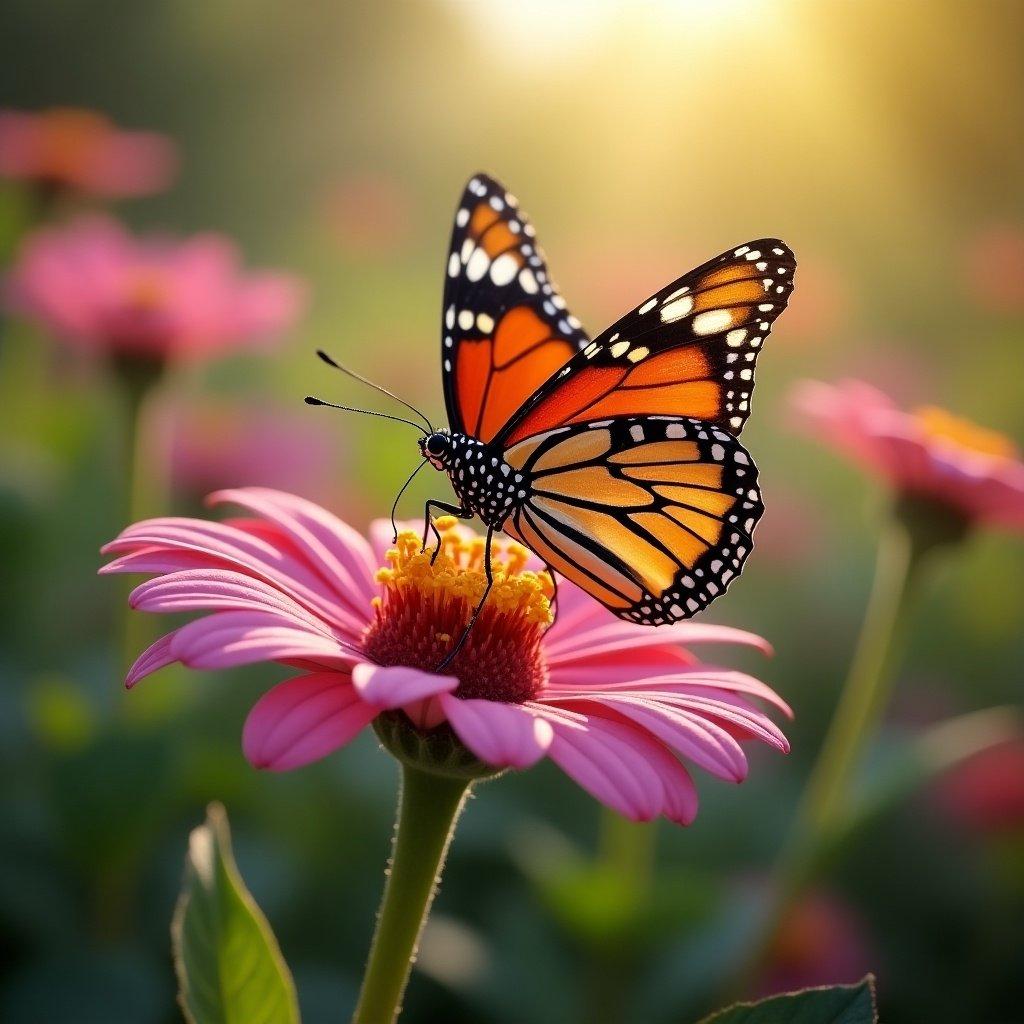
[
  {"xmin": 441, "ymin": 173, "xmax": 590, "ymax": 443},
  {"xmin": 500, "ymin": 416, "xmax": 762, "ymax": 623},
  {"xmin": 494, "ymin": 240, "xmax": 796, "ymax": 447}
]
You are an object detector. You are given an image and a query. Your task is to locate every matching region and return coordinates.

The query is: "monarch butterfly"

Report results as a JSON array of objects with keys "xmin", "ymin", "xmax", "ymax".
[{"xmin": 309, "ymin": 173, "xmax": 795, "ymax": 663}]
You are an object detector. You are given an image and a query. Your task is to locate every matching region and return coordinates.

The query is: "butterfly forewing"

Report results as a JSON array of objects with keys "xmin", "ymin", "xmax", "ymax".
[
  {"xmin": 501, "ymin": 416, "xmax": 763, "ymax": 623},
  {"xmin": 441, "ymin": 173, "xmax": 591, "ymax": 443},
  {"xmin": 494, "ymin": 239, "xmax": 796, "ymax": 447}
]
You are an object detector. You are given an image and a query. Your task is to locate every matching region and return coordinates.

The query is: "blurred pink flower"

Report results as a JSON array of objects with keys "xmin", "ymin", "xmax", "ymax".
[
  {"xmin": 101, "ymin": 492, "xmax": 790, "ymax": 823},
  {"xmin": 757, "ymin": 890, "xmax": 873, "ymax": 997},
  {"xmin": 790, "ymin": 379, "xmax": 1024, "ymax": 531},
  {"xmin": 935, "ymin": 738, "xmax": 1024, "ymax": 836},
  {"xmin": 4, "ymin": 216, "xmax": 305, "ymax": 363},
  {"xmin": 0, "ymin": 107, "xmax": 177, "ymax": 198},
  {"xmin": 167, "ymin": 401, "xmax": 340, "ymax": 504},
  {"xmin": 962, "ymin": 225, "xmax": 1024, "ymax": 313}
]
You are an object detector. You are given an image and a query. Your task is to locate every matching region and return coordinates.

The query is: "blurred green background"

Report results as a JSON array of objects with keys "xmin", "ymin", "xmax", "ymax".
[{"xmin": 1, "ymin": 1, "xmax": 1023, "ymax": 1021}]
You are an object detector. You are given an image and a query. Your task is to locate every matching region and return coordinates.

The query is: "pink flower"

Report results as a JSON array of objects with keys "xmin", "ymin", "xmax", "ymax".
[
  {"xmin": 0, "ymin": 107, "xmax": 177, "ymax": 198},
  {"xmin": 100, "ymin": 490, "xmax": 790, "ymax": 824},
  {"xmin": 790, "ymin": 379, "xmax": 1024, "ymax": 531},
  {"xmin": 756, "ymin": 889, "xmax": 873, "ymax": 997},
  {"xmin": 4, "ymin": 216, "xmax": 305, "ymax": 363},
  {"xmin": 166, "ymin": 400, "xmax": 341, "ymax": 506},
  {"xmin": 935, "ymin": 738, "xmax": 1024, "ymax": 836}
]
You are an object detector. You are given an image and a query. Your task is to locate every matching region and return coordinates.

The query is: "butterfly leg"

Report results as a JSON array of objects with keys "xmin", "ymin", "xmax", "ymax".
[
  {"xmin": 422, "ymin": 499, "xmax": 472, "ymax": 561},
  {"xmin": 437, "ymin": 525, "xmax": 494, "ymax": 671},
  {"xmin": 544, "ymin": 564, "xmax": 561, "ymax": 628}
]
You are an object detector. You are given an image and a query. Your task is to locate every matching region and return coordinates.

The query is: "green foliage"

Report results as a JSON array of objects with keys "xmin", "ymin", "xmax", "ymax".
[
  {"xmin": 173, "ymin": 803, "xmax": 300, "ymax": 1024},
  {"xmin": 699, "ymin": 977, "xmax": 877, "ymax": 1024}
]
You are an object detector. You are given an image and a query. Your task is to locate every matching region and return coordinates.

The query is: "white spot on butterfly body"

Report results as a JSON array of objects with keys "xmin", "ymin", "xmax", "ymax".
[
  {"xmin": 489, "ymin": 195, "xmax": 504, "ymax": 211},
  {"xmin": 445, "ymin": 306, "xmax": 455, "ymax": 329},
  {"xmin": 477, "ymin": 313, "xmax": 494, "ymax": 333},
  {"xmin": 726, "ymin": 329, "xmax": 747, "ymax": 347},
  {"xmin": 638, "ymin": 298, "xmax": 657, "ymax": 315},
  {"xmin": 455, "ymin": 208, "xmax": 469, "ymax": 227},
  {"xmin": 610, "ymin": 340, "xmax": 630, "ymax": 357},
  {"xmin": 458, "ymin": 310, "xmax": 474, "ymax": 330},
  {"xmin": 447, "ymin": 253, "xmax": 460, "ymax": 277},
  {"xmin": 627, "ymin": 346, "xmax": 649, "ymax": 363},
  {"xmin": 630, "ymin": 424, "xmax": 645, "ymax": 441}
]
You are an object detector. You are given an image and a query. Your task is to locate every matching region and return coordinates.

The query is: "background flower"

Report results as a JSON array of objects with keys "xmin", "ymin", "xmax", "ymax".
[
  {"xmin": 4, "ymin": 216, "xmax": 306, "ymax": 363},
  {"xmin": 0, "ymin": 107, "xmax": 177, "ymax": 198},
  {"xmin": 789, "ymin": 378, "xmax": 1024, "ymax": 531},
  {"xmin": 165, "ymin": 398, "xmax": 342, "ymax": 506}
]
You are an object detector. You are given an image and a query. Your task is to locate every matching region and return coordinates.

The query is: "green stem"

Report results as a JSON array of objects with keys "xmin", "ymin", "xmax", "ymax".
[
  {"xmin": 113, "ymin": 357, "xmax": 165, "ymax": 683},
  {"xmin": 735, "ymin": 501, "xmax": 966, "ymax": 991},
  {"xmin": 352, "ymin": 765, "xmax": 471, "ymax": 1024},
  {"xmin": 795, "ymin": 518, "xmax": 918, "ymax": 846},
  {"xmin": 581, "ymin": 813, "xmax": 657, "ymax": 1024},
  {"xmin": 599, "ymin": 810, "xmax": 656, "ymax": 899}
]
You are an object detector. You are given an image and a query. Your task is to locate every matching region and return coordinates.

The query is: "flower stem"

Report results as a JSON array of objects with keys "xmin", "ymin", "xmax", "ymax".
[
  {"xmin": 736, "ymin": 500, "xmax": 966, "ymax": 988},
  {"xmin": 113, "ymin": 356, "xmax": 166, "ymax": 682},
  {"xmin": 352, "ymin": 765, "xmax": 471, "ymax": 1024}
]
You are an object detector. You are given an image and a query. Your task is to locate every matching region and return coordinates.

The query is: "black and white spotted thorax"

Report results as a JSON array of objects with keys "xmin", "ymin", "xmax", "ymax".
[{"xmin": 420, "ymin": 430, "xmax": 526, "ymax": 526}]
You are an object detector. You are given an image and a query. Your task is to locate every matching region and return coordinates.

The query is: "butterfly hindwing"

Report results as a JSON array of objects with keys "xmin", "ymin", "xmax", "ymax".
[
  {"xmin": 495, "ymin": 240, "xmax": 796, "ymax": 447},
  {"xmin": 441, "ymin": 173, "xmax": 590, "ymax": 443},
  {"xmin": 501, "ymin": 416, "xmax": 763, "ymax": 623}
]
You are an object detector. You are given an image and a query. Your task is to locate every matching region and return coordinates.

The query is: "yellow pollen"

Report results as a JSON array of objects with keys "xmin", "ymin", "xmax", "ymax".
[
  {"xmin": 914, "ymin": 406, "xmax": 1018, "ymax": 461},
  {"xmin": 376, "ymin": 520, "xmax": 553, "ymax": 626}
]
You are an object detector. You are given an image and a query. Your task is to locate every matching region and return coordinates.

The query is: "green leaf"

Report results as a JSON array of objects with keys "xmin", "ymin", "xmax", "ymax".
[
  {"xmin": 698, "ymin": 976, "xmax": 877, "ymax": 1024},
  {"xmin": 172, "ymin": 803, "xmax": 300, "ymax": 1024}
]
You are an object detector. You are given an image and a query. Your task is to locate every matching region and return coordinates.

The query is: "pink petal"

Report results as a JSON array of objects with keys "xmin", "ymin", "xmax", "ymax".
[
  {"xmin": 208, "ymin": 488, "xmax": 378, "ymax": 611},
  {"xmin": 125, "ymin": 629, "xmax": 180, "ymax": 688},
  {"xmin": 243, "ymin": 672, "xmax": 377, "ymax": 771},
  {"xmin": 169, "ymin": 611, "xmax": 355, "ymax": 671},
  {"xmin": 546, "ymin": 645, "xmax": 696, "ymax": 687},
  {"xmin": 103, "ymin": 516, "xmax": 366, "ymax": 636},
  {"xmin": 129, "ymin": 569, "xmax": 331, "ymax": 634},
  {"xmin": 545, "ymin": 619, "xmax": 773, "ymax": 665},
  {"xmin": 528, "ymin": 705, "xmax": 666, "ymax": 822},
  {"xmin": 439, "ymin": 695, "xmax": 553, "ymax": 769},
  {"xmin": 547, "ymin": 693, "xmax": 748, "ymax": 781},
  {"xmin": 547, "ymin": 668, "xmax": 793, "ymax": 717},
  {"xmin": 351, "ymin": 662, "xmax": 458, "ymax": 710}
]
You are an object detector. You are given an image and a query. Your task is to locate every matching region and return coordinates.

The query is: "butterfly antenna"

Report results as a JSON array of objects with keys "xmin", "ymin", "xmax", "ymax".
[
  {"xmin": 304, "ymin": 396, "xmax": 426, "ymax": 433},
  {"xmin": 390, "ymin": 458, "xmax": 428, "ymax": 542},
  {"xmin": 316, "ymin": 350, "xmax": 433, "ymax": 433}
]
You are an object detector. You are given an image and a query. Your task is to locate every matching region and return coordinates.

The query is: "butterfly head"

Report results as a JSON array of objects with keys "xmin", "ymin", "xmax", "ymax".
[{"xmin": 420, "ymin": 429, "xmax": 453, "ymax": 470}]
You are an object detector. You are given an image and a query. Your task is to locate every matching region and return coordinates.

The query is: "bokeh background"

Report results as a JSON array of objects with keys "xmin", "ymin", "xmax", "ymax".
[{"xmin": 2, "ymin": 1, "xmax": 1023, "ymax": 1021}]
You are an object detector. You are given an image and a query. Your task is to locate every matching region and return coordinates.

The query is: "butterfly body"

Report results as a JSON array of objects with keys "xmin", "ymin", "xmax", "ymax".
[
  {"xmin": 416, "ymin": 172, "xmax": 795, "ymax": 639},
  {"xmin": 420, "ymin": 429, "xmax": 527, "ymax": 526}
]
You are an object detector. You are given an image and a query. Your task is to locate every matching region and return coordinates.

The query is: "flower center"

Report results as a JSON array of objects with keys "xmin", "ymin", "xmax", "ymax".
[
  {"xmin": 914, "ymin": 406, "xmax": 1018, "ymax": 461},
  {"xmin": 362, "ymin": 517, "xmax": 552, "ymax": 704},
  {"xmin": 38, "ymin": 108, "xmax": 110, "ymax": 180}
]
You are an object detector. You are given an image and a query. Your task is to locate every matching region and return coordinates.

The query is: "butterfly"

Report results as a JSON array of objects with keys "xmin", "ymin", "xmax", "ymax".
[
  {"xmin": 409, "ymin": 172, "xmax": 796, "ymax": 647},
  {"xmin": 313, "ymin": 172, "xmax": 795, "ymax": 661}
]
